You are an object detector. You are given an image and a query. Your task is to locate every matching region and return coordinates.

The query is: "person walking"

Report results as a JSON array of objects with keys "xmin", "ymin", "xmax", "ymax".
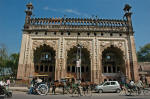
[
  {"xmin": 28, "ymin": 78, "xmax": 35, "ymax": 94},
  {"xmin": 51, "ymin": 81, "xmax": 56, "ymax": 95},
  {"xmin": 6, "ymin": 78, "xmax": 10, "ymax": 90}
]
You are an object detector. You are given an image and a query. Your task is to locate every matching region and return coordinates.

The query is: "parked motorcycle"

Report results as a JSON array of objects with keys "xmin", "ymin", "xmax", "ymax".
[{"xmin": 0, "ymin": 85, "xmax": 12, "ymax": 98}]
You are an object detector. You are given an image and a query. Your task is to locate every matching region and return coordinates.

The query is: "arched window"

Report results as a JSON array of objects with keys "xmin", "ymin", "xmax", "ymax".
[
  {"xmin": 40, "ymin": 52, "xmax": 51, "ymax": 61},
  {"xmin": 102, "ymin": 46, "xmax": 124, "ymax": 74}
]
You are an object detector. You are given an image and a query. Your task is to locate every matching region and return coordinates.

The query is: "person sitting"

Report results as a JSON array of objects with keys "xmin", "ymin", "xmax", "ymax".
[
  {"xmin": 36, "ymin": 77, "xmax": 42, "ymax": 83},
  {"xmin": 0, "ymin": 79, "xmax": 7, "ymax": 95},
  {"xmin": 136, "ymin": 79, "xmax": 143, "ymax": 90},
  {"xmin": 51, "ymin": 81, "xmax": 56, "ymax": 95},
  {"xmin": 0, "ymin": 79, "xmax": 6, "ymax": 86},
  {"xmin": 128, "ymin": 80, "xmax": 136, "ymax": 90},
  {"xmin": 28, "ymin": 78, "xmax": 35, "ymax": 94}
]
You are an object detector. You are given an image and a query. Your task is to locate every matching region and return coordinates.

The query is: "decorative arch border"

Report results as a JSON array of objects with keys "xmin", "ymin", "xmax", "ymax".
[
  {"xmin": 65, "ymin": 40, "xmax": 93, "ymax": 59},
  {"xmin": 97, "ymin": 40, "xmax": 127, "ymax": 82},
  {"xmin": 31, "ymin": 39, "xmax": 59, "ymax": 63},
  {"xmin": 64, "ymin": 40, "xmax": 93, "ymax": 80},
  {"xmin": 99, "ymin": 41, "xmax": 126, "ymax": 60}
]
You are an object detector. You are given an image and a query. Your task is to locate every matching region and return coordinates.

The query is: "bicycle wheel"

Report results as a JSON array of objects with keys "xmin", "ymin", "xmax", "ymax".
[
  {"xmin": 36, "ymin": 84, "xmax": 48, "ymax": 95},
  {"xmin": 125, "ymin": 89, "xmax": 131, "ymax": 96},
  {"xmin": 143, "ymin": 88, "xmax": 150, "ymax": 96}
]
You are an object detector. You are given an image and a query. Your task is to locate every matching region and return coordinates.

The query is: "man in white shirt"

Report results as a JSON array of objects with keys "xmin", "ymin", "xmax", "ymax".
[
  {"xmin": 0, "ymin": 79, "xmax": 6, "ymax": 86},
  {"xmin": 36, "ymin": 77, "xmax": 42, "ymax": 83},
  {"xmin": 130, "ymin": 80, "xmax": 135, "ymax": 86}
]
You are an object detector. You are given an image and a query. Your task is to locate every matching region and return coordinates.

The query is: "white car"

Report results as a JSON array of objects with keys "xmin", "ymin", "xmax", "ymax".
[{"xmin": 95, "ymin": 81, "xmax": 121, "ymax": 93}]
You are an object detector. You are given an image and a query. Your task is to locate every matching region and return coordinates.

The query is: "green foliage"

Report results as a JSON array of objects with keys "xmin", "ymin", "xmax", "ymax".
[
  {"xmin": 0, "ymin": 44, "xmax": 8, "ymax": 68},
  {"xmin": 8, "ymin": 53, "xmax": 19, "ymax": 78},
  {"xmin": 137, "ymin": 43, "xmax": 150, "ymax": 62},
  {"xmin": 0, "ymin": 44, "xmax": 19, "ymax": 79}
]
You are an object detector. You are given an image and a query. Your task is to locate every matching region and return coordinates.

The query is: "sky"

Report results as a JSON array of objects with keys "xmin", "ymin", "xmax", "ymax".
[{"xmin": 0, "ymin": 0, "xmax": 150, "ymax": 54}]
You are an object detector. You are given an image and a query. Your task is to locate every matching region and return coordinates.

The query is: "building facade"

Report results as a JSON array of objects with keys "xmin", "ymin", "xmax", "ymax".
[
  {"xmin": 138, "ymin": 62, "xmax": 150, "ymax": 85},
  {"xmin": 17, "ymin": 3, "xmax": 139, "ymax": 83}
]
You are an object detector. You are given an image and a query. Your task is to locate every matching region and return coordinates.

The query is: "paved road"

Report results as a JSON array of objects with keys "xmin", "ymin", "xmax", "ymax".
[{"xmin": 1, "ymin": 91, "xmax": 150, "ymax": 99}]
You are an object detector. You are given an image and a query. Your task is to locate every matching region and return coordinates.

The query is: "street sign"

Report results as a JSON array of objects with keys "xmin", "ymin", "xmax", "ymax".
[{"xmin": 76, "ymin": 60, "xmax": 81, "ymax": 67}]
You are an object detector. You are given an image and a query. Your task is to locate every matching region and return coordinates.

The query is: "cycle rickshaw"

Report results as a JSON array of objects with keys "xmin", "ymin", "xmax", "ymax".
[{"xmin": 29, "ymin": 74, "xmax": 49, "ymax": 95}]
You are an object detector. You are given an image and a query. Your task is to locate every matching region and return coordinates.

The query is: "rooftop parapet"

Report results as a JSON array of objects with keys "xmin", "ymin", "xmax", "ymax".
[
  {"xmin": 28, "ymin": 17, "xmax": 127, "ymax": 27},
  {"xmin": 23, "ymin": 3, "xmax": 132, "ymax": 33}
]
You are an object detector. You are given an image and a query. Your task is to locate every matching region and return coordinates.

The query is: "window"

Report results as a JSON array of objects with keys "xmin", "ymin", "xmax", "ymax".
[
  {"xmin": 101, "ymin": 33, "xmax": 104, "ymax": 36},
  {"xmin": 61, "ymin": 32, "xmax": 64, "ymax": 35},
  {"xmin": 40, "ymin": 65, "xmax": 43, "ymax": 72},
  {"xmin": 54, "ymin": 32, "xmax": 56, "ymax": 35},
  {"xmin": 113, "ymin": 66, "xmax": 116, "ymax": 73},
  {"xmin": 119, "ymin": 34, "xmax": 122, "ymax": 36},
  {"xmin": 78, "ymin": 32, "xmax": 80, "ymax": 35},
  {"xmin": 41, "ymin": 53, "xmax": 51, "ymax": 61},
  {"xmin": 110, "ymin": 33, "xmax": 113, "ymax": 36},
  {"xmin": 111, "ymin": 82, "xmax": 116, "ymax": 85},
  {"xmin": 86, "ymin": 67, "xmax": 89, "ymax": 72},
  {"xmin": 68, "ymin": 32, "xmax": 70, "ymax": 35},
  {"xmin": 35, "ymin": 65, "xmax": 39, "ymax": 72},
  {"xmin": 49, "ymin": 66, "xmax": 53, "ymax": 72},
  {"xmin": 94, "ymin": 32, "xmax": 97, "ymax": 36},
  {"xmin": 104, "ymin": 82, "xmax": 110, "ymax": 86},
  {"xmin": 35, "ymin": 32, "xmax": 38, "ymax": 35},
  {"xmin": 72, "ymin": 66, "xmax": 75, "ymax": 72},
  {"xmin": 117, "ymin": 67, "xmax": 120, "ymax": 72},
  {"xmin": 81, "ymin": 66, "xmax": 84, "ymax": 73},
  {"xmin": 45, "ymin": 65, "xmax": 48, "ymax": 72},
  {"xmin": 104, "ymin": 66, "xmax": 107, "ymax": 73},
  {"xmin": 67, "ymin": 66, "xmax": 70, "ymax": 72},
  {"xmin": 108, "ymin": 66, "xmax": 111, "ymax": 73},
  {"xmin": 106, "ymin": 55, "xmax": 111, "ymax": 60},
  {"xmin": 45, "ymin": 32, "xmax": 47, "ymax": 35}
]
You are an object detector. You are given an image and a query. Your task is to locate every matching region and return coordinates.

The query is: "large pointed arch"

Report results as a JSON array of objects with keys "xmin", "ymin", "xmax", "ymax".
[
  {"xmin": 101, "ymin": 45, "xmax": 125, "ymax": 81},
  {"xmin": 66, "ymin": 46, "xmax": 91, "ymax": 82},
  {"xmin": 33, "ymin": 44, "xmax": 56, "ymax": 81}
]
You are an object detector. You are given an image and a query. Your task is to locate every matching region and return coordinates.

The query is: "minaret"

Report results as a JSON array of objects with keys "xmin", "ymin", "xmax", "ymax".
[
  {"xmin": 123, "ymin": 4, "xmax": 139, "ymax": 82},
  {"xmin": 123, "ymin": 4, "xmax": 133, "ymax": 34},
  {"xmin": 24, "ymin": 2, "xmax": 33, "ymax": 29}
]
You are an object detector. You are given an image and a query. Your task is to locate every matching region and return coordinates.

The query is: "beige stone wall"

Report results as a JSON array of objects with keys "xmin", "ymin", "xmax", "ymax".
[
  {"xmin": 17, "ymin": 33, "xmax": 135, "ymax": 83},
  {"xmin": 130, "ymin": 36, "xmax": 139, "ymax": 82},
  {"xmin": 17, "ymin": 32, "xmax": 138, "ymax": 84}
]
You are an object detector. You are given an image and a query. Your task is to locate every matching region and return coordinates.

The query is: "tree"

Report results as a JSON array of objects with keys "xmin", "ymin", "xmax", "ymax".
[
  {"xmin": 137, "ymin": 43, "xmax": 150, "ymax": 62},
  {"xmin": 6, "ymin": 53, "xmax": 19, "ymax": 78},
  {"xmin": 0, "ymin": 44, "xmax": 8, "ymax": 75},
  {"xmin": 0, "ymin": 43, "xmax": 19, "ymax": 79}
]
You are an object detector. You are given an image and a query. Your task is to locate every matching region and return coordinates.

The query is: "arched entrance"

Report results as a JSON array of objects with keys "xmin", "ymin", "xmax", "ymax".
[
  {"xmin": 34, "ymin": 44, "xmax": 55, "ymax": 81},
  {"xmin": 102, "ymin": 45, "xmax": 125, "ymax": 81},
  {"xmin": 67, "ymin": 46, "xmax": 91, "ymax": 82}
]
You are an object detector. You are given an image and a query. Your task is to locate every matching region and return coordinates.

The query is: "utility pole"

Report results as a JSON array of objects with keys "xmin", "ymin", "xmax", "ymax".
[{"xmin": 76, "ymin": 35, "xmax": 82, "ymax": 81}]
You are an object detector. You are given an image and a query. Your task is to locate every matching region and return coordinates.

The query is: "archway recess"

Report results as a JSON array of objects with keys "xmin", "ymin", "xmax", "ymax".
[
  {"xmin": 67, "ymin": 46, "xmax": 91, "ymax": 82},
  {"xmin": 102, "ymin": 45, "xmax": 125, "ymax": 81},
  {"xmin": 33, "ymin": 44, "xmax": 56, "ymax": 81}
]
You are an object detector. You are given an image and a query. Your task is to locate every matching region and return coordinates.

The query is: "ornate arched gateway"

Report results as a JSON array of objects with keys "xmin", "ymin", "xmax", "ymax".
[
  {"xmin": 101, "ymin": 46, "xmax": 125, "ymax": 81},
  {"xmin": 33, "ymin": 44, "xmax": 56, "ymax": 81},
  {"xmin": 66, "ymin": 46, "xmax": 91, "ymax": 82},
  {"xmin": 17, "ymin": 3, "xmax": 139, "ymax": 83}
]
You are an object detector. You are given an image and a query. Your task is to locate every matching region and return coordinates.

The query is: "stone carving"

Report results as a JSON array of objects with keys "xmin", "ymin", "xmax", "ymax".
[{"xmin": 32, "ymin": 40, "xmax": 58, "ymax": 51}]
